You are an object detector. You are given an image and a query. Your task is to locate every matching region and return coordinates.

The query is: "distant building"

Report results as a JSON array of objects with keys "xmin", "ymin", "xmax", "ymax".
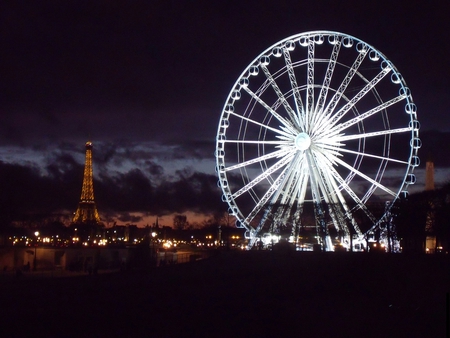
[{"xmin": 425, "ymin": 159, "xmax": 435, "ymax": 191}]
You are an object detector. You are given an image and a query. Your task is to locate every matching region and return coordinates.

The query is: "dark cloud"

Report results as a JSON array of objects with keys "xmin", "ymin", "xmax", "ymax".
[
  {"xmin": 0, "ymin": 159, "xmax": 78, "ymax": 224},
  {"xmin": 97, "ymin": 168, "xmax": 154, "ymax": 212},
  {"xmin": 115, "ymin": 212, "xmax": 144, "ymax": 224},
  {"xmin": 145, "ymin": 160, "xmax": 164, "ymax": 177},
  {"xmin": 152, "ymin": 170, "xmax": 224, "ymax": 216},
  {"xmin": 0, "ymin": 155, "xmax": 224, "ymax": 226}
]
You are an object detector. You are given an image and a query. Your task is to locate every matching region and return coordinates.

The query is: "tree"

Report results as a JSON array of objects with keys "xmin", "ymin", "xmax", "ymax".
[
  {"xmin": 395, "ymin": 191, "xmax": 431, "ymax": 253},
  {"xmin": 173, "ymin": 214, "xmax": 188, "ymax": 230}
]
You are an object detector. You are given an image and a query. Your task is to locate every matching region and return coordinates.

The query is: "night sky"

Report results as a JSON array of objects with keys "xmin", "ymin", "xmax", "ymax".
[{"xmin": 1, "ymin": 1, "xmax": 449, "ymax": 227}]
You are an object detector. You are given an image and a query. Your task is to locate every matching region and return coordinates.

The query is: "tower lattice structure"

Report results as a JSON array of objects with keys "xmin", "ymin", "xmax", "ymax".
[{"xmin": 73, "ymin": 141, "xmax": 101, "ymax": 224}]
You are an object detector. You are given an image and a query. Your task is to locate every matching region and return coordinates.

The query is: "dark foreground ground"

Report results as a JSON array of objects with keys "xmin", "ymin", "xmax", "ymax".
[{"xmin": 0, "ymin": 251, "xmax": 449, "ymax": 338}]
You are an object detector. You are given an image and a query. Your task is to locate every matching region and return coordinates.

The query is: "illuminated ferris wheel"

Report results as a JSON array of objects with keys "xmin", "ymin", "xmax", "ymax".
[{"xmin": 215, "ymin": 31, "xmax": 420, "ymax": 251}]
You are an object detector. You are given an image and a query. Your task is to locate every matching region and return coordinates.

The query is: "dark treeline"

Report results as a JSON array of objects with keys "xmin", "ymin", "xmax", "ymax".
[{"xmin": 395, "ymin": 182, "xmax": 450, "ymax": 253}]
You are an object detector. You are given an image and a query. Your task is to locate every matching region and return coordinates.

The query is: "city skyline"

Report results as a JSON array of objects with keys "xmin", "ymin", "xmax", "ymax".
[{"xmin": 1, "ymin": 1, "xmax": 450, "ymax": 227}]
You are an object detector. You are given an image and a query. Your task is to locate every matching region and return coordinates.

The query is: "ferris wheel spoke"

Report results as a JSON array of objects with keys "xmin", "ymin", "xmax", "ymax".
[
  {"xmin": 329, "ymin": 163, "xmax": 378, "ymax": 226},
  {"xmin": 265, "ymin": 153, "xmax": 304, "ymax": 204},
  {"xmin": 260, "ymin": 64, "xmax": 301, "ymax": 127},
  {"xmin": 329, "ymin": 94, "xmax": 407, "ymax": 135},
  {"xmin": 281, "ymin": 159, "xmax": 309, "ymax": 209},
  {"xmin": 311, "ymin": 153, "xmax": 341, "ymax": 209},
  {"xmin": 306, "ymin": 38, "xmax": 315, "ymax": 130},
  {"xmin": 243, "ymin": 163, "xmax": 291, "ymax": 226},
  {"xmin": 277, "ymin": 154, "xmax": 305, "ymax": 205},
  {"xmin": 335, "ymin": 127, "xmax": 412, "ymax": 142},
  {"xmin": 232, "ymin": 153, "xmax": 294, "ymax": 199},
  {"xmin": 323, "ymin": 145, "xmax": 409, "ymax": 165},
  {"xmin": 283, "ymin": 49, "xmax": 306, "ymax": 131},
  {"xmin": 285, "ymin": 168, "xmax": 307, "ymax": 208},
  {"xmin": 305, "ymin": 151, "xmax": 325, "ymax": 204},
  {"xmin": 332, "ymin": 155, "xmax": 397, "ymax": 197},
  {"xmin": 306, "ymin": 151, "xmax": 331, "ymax": 241},
  {"xmin": 253, "ymin": 156, "xmax": 301, "ymax": 236},
  {"xmin": 311, "ymin": 39, "xmax": 342, "ymax": 127},
  {"xmin": 225, "ymin": 148, "xmax": 293, "ymax": 172},
  {"xmin": 314, "ymin": 48, "xmax": 368, "ymax": 135},
  {"xmin": 322, "ymin": 48, "xmax": 368, "ymax": 117},
  {"xmin": 242, "ymin": 86, "xmax": 297, "ymax": 134},
  {"xmin": 289, "ymin": 171, "xmax": 309, "ymax": 232},
  {"xmin": 328, "ymin": 67, "xmax": 392, "ymax": 129},
  {"xmin": 327, "ymin": 182, "xmax": 361, "ymax": 236},
  {"xmin": 224, "ymin": 139, "xmax": 292, "ymax": 145},
  {"xmin": 228, "ymin": 111, "xmax": 293, "ymax": 138},
  {"xmin": 315, "ymin": 151, "xmax": 366, "ymax": 235},
  {"xmin": 319, "ymin": 150, "xmax": 375, "ymax": 216},
  {"xmin": 318, "ymin": 181, "xmax": 347, "ymax": 235},
  {"xmin": 311, "ymin": 157, "xmax": 334, "ymax": 204},
  {"xmin": 290, "ymin": 174, "xmax": 308, "ymax": 239},
  {"xmin": 297, "ymin": 169, "xmax": 309, "ymax": 201},
  {"xmin": 327, "ymin": 188, "xmax": 356, "ymax": 236}
]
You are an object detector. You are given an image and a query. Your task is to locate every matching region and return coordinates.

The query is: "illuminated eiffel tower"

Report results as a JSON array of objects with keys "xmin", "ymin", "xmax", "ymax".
[{"xmin": 73, "ymin": 141, "xmax": 101, "ymax": 224}]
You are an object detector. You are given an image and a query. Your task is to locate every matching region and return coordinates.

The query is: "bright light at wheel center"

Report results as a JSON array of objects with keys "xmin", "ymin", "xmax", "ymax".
[{"xmin": 295, "ymin": 132, "xmax": 311, "ymax": 151}]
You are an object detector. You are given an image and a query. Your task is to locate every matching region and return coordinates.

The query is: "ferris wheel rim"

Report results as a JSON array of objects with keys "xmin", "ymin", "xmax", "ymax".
[{"xmin": 215, "ymin": 31, "xmax": 419, "ymax": 250}]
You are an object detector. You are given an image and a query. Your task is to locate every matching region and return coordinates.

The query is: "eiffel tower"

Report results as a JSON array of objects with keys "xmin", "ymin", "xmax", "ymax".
[{"xmin": 73, "ymin": 141, "xmax": 101, "ymax": 224}]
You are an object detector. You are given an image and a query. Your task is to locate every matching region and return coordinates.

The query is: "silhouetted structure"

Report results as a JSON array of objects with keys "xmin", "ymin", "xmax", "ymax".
[
  {"xmin": 425, "ymin": 159, "xmax": 435, "ymax": 191},
  {"xmin": 73, "ymin": 141, "xmax": 101, "ymax": 224}
]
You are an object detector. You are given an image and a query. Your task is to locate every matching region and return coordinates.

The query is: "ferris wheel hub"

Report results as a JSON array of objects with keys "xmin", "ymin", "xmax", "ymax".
[{"xmin": 294, "ymin": 132, "xmax": 311, "ymax": 151}]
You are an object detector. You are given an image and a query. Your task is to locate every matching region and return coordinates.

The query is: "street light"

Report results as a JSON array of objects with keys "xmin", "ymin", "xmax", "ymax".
[
  {"xmin": 33, "ymin": 231, "xmax": 39, "ymax": 271},
  {"xmin": 151, "ymin": 232, "xmax": 157, "ymax": 266}
]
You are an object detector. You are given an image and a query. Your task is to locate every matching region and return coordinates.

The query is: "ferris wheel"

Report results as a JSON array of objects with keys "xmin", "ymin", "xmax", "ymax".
[{"xmin": 215, "ymin": 31, "xmax": 420, "ymax": 251}]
